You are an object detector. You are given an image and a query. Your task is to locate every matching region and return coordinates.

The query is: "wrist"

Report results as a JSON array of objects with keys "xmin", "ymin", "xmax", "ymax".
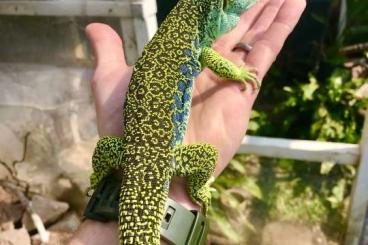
[
  {"xmin": 71, "ymin": 220, "xmax": 172, "ymax": 245},
  {"xmin": 75, "ymin": 176, "xmax": 203, "ymax": 245},
  {"xmin": 69, "ymin": 219, "xmax": 119, "ymax": 245}
]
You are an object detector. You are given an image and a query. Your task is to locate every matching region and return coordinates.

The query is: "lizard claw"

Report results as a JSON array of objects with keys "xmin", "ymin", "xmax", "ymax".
[{"xmin": 239, "ymin": 66, "xmax": 261, "ymax": 92}]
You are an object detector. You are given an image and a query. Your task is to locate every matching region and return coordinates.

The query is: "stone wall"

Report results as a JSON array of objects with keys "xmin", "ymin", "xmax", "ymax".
[
  {"xmin": 0, "ymin": 63, "xmax": 97, "ymax": 208},
  {"xmin": 0, "ymin": 16, "xmax": 127, "ymax": 244},
  {"xmin": 0, "ymin": 16, "xmax": 124, "ymax": 212}
]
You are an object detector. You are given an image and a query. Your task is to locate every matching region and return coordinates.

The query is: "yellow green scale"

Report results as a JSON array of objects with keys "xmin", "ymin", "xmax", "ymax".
[{"xmin": 89, "ymin": 0, "xmax": 259, "ymax": 244}]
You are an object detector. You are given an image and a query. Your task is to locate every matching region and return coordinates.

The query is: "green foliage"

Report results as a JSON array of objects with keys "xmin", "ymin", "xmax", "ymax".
[
  {"xmin": 250, "ymin": 67, "xmax": 367, "ymax": 142},
  {"xmin": 209, "ymin": 0, "xmax": 368, "ymax": 243},
  {"xmin": 246, "ymin": 65, "xmax": 366, "ymax": 242},
  {"xmin": 209, "ymin": 155, "xmax": 262, "ymax": 244},
  {"xmin": 267, "ymin": 178, "xmax": 328, "ymax": 223},
  {"xmin": 277, "ymin": 69, "xmax": 367, "ymax": 143},
  {"xmin": 344, "ymin": 0, "xmax": 368, "ymax": 44}
]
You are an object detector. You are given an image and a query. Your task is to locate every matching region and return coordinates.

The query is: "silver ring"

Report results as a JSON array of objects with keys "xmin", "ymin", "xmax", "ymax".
[{"xmin": 234, "ymin": 42, "xmax": 253, "ymax": 52}]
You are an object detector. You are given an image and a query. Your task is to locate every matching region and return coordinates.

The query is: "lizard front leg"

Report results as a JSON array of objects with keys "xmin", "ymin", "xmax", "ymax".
[{"xmin": 201, "ymin": 47, "xmax": 260, "ymax": 90}]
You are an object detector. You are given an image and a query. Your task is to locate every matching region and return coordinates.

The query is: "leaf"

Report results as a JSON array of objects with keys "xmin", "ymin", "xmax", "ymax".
[
  {"xmin": 229, "ymin": 159, "xmax": 247, "ymax": 175},
  {"xmin": 239, "ymin": 178, "xmax": 263, "ymax": 200},
  {"xmin": 247, "ymin": 120, "xmax": 260, "ymax": 132},
  {"xmin": 330, "ymin": 74, "xmax": 343, "ymax": 88},
  {"xmin": 250, "ymin": 110, "xmax": 261, "ymax": 118},
  {"xmin": 209, "ymin": 212, "xmax": 242, "ymax": 243},
  {"xmin": 318, "ymin": 106, "xmax": 328, "ymax": 118},
  {"xmin": 320, "ymin": 161, "xmax": 336, "ymax": 175},
  {"xmin": 283, "ymin": 86, "xmax": 294, "ymax": 93},
  {"xmin": 302, "ymin": 75, "xmax": 319, "ymax": 101},
  {"xmin": 327, "ymin": 179, "xmax": 346, "ymax": 208},
  {"xmin": 344, "ymin": 165, "xmax": 356, "ymax": 177}
]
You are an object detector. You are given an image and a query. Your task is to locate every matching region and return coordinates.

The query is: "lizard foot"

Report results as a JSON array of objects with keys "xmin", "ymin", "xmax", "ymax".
[
  {"xmin": 239, "ymin": 65, "xmax": 260, "ymax": 91},
  {"xmin": 173, "ymin": 143, "xmax": 218, "ymax": 213},
  {"xmin": 89, "ymin": 136, "xmax": 125, "ymax": 190},
  {"xmin": 201, "ymin": 47, "xmax": 260, "ymax": 92}
]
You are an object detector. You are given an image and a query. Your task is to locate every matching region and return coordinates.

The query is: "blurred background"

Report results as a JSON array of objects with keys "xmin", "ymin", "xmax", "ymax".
[{"xmin": 0, "ymin": 0, "xmax": 367, "ymax": 244}]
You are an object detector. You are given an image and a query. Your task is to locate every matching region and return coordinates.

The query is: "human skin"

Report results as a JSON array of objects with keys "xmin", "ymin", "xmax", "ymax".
[{"xmin": 69, "ymin": 0, "xmax": 306, "ymax": 244}]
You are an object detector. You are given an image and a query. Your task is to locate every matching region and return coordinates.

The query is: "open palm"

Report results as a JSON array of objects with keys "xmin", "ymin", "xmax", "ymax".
[
  {"xmin": 86, "ymin": 0, "xmax": 305, "ymax": 210},
  {"xmin": 69, "ymin": 1, "xmax": 306, "ymax": 244}
]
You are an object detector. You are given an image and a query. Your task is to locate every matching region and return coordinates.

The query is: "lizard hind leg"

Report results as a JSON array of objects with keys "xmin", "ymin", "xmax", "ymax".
[
  {"xmin": 201, "ymin": 47, "xmax": 261, "ymax": 90},
  {"xmin": 173, "ymin": 144, "xmax": 218, "ymax": 213},
  {"xmin": 89, "ymin": 136, "xmax": 125, "ymax": 191}
]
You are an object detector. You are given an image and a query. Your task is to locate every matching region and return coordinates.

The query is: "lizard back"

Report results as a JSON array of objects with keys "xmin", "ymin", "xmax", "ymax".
[{"xmin": 118, "ymin": 1, "xmax": 215, "ymax": 243}]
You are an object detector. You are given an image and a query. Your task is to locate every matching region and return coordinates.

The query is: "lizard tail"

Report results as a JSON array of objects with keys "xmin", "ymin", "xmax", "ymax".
[
  {"xmin": 90, "ymin": 139, "xmax": 170, "ymax": 244},
  {"xmin": 117, "ymin": 145, "xmax": 171, "ymax": 244},
  {"xmin": 118, "ymin": 174, "xmax": 168, "ymax": 244},
  {"xmin": 118, "ymin": 151, "xmax": 171, "ymax": 245}
]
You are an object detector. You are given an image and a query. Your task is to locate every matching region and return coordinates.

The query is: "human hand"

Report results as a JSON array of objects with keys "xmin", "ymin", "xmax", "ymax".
[{"xmin": 70, "ymin": 0, "xmax": 305, "ymax": 244}]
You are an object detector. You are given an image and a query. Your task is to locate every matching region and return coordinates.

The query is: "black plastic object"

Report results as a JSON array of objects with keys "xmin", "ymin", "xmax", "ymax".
[
  {"xmin": 84, "ymin": 174, "xmax": 121, "ymax": 222},
  {"xmin": 84, "ymin": 174, "xmax": 209, "ymax": 245},
  {"xmin": 160, "ymin": 198, "xmax": 209, "ymax": 245}
]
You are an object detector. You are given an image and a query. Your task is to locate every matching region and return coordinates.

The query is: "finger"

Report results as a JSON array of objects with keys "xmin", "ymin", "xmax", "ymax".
[
  {"xmin": 213, "ymin": 0, "xmax": 271, "ymax": 53},
  {"xmin": 85, "ymin": 23, "xmax": 132, "ymax": 136},
  {"xmin": 233, "ymin": 0, "xmax": 285, "ymax": 62},
  {"xmin": 240, "ymin": 0, "xmax": 285, "ymax": 46},
  {"xmin": 245, "ymin": 0, "xmax": 306, "ymax": 80},
  {"xmin": 85, "ymin": 23, "xmax": 128, "ymax": 73}
]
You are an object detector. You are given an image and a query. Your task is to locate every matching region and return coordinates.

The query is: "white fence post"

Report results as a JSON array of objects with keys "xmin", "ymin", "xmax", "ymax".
[
  {"xmin": 121, "ymin": 0, "xmax": 157, "ymax": 64},
  {"xmin": 345, "ymin": 110, "xmax": 368, "ymax": 245},
  {"xmin": 0, "ymin": 0, "xmax": 158, "ymax": 64},
  {"xmin": 239, "ymin": 136, "xmax": 359, "ymax": 164}
]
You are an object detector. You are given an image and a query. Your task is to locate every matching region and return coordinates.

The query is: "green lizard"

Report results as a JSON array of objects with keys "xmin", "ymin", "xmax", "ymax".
[{"xmin": 89, "ymin": 0, "xmax": 259, "ymax": 244}]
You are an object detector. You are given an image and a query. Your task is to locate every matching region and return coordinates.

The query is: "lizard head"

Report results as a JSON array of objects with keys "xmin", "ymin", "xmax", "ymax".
[
  {"xmin": 201, "ymin": 0, "xmax": 256, "ymax": 46},
  {"xmin": 223, "ymin": 0, "xmax": 251, "ymax": 13},
  {"xmin": 219, "ymin": 0, "xmax": 256, "ymax": 33}
]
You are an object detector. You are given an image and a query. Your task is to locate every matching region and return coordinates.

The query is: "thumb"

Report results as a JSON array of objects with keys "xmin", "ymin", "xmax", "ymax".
[
  {"xmin": 85, "ymin": 23, "xmax": 128, "ymax": 72},
  {"xmin": 85, "ymin": 23, "xmax": 132, "ymax": 137}
]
